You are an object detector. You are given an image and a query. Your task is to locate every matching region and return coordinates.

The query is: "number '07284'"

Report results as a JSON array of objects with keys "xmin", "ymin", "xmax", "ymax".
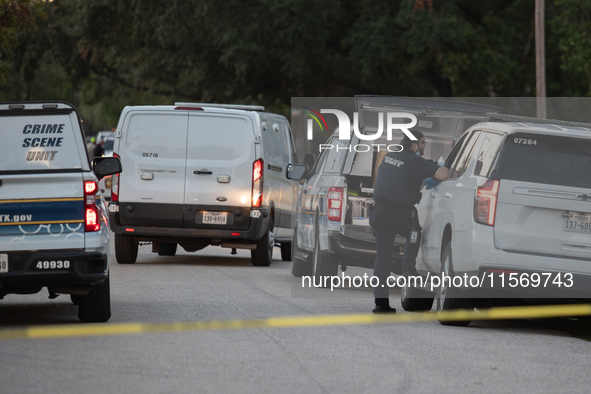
[{"xmin": 514, "ymin": 138, "xmax": 537, "ymax": 145}]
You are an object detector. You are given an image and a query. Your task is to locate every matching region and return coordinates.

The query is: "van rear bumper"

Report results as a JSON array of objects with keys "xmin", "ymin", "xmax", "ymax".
[
  {"xmin": 109, "ymin": 208, "xmax": 270, "ymax": 242},
  {"xmin": 0, "ymin": 251, "xmax": 108, "ymax": 287}
]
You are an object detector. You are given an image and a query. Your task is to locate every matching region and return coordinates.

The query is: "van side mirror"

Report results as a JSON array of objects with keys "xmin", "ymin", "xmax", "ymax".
[
  {"xmin": 93, "ymin": 157, "xmax": 122, "ymax": 180},
  {"xmin": 287, "ymin": 164, "xmax": 309, "ymax": 181}
]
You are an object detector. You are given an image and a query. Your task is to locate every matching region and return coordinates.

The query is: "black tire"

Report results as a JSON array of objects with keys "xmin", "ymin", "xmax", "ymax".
[
  {"xmin": 70, "ymin": 294, "xmax": 83, "ymax": 305},
  {"xmin": 78, "ymin": 276, "xmax": 111, "ymax": 323},
  {"xmin": 280, "ymin": 242, "xmax": 291, "ymax": 262},
  {"xmin": 436, "ymin": 242, "xmax": 474, "ymax": 326},
  {"xmin": 401, "ymin": 282, "xmax": 434, "ymax": 312},
  {"xmin": 115, "ymin": 234, "xmax": 138, "ymax": 264},
  {"xmin": 312, "ymin": 224, "xmax": 338, "ymax": 282},
  {"xmin": 291, "ymin": 226, "xmax": 312, "ymax": 277},
  {"xmin": 251, "ymin": 219, "xmax": 274, "ymax": 266},
  {"xmin": 158, "ymin": 242, "xmax": 177, "ymax": 256}
]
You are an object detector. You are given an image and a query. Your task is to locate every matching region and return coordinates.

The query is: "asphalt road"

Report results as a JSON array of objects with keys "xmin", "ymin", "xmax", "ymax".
[{"xmin": 1, "ymin": 235, "xmax": 590, "ymax": 394}]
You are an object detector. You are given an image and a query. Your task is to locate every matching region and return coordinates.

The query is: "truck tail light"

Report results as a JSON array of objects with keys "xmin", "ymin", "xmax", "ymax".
[
  {"xmin": 327, "ymin": 187, "xmax": 343, "ymax": 222},
  {"xmin": 252, "ymin": 159, "xmax": 263, "ymax": 208},
  {"xmin": 474, "ymin": 179, "xmax": 499, "ymax": 226},
  {"xmin": 111, "ymin": 153, "xmax": 120, "ymax": 202},
  {"xmin": 84, "ymin": 180, "xmax": 100, "ymax": 232}
]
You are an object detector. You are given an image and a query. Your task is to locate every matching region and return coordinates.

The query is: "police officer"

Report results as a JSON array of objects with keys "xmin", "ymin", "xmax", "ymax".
[{"xmin": 369, "ymin": 130, "xmax": 449, "ymax": 313}]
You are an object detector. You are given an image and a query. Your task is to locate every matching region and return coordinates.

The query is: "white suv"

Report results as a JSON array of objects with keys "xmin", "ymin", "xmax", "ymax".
[
  {"xmin": 108, "ymin": 103, "xmax": 297, "ymax": 266},
  {"xmin": 402, "ymin": 118, "xmax": 591, "ymax": 325}
]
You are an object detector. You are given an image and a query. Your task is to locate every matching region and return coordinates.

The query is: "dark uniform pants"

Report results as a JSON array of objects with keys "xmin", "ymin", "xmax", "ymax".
[{"xmin": 370, "ymin": 205, "xmax": 421, "ymax": 304}]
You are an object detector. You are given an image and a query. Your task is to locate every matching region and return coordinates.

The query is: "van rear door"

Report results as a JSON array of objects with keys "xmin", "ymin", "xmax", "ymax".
[
  {"xmin": 117, "ymin": 111, "xmax": 188, "ymax": 227},
  {"xmin": 183, "ymin": 112, "xmax": 256, "ymax": 229},
  {"xmin": 0, "ymin": 108, "xmax": 87, "ymax": 251},
  {"xmin": 494, "ymin": 132, "xmax": 591, "ymax": 260}
]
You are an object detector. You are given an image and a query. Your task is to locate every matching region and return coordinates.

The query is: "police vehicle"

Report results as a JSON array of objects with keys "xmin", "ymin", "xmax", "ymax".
[{"xmin": 0, "ymin": 102, "xmax": 122, "ymax": 322}]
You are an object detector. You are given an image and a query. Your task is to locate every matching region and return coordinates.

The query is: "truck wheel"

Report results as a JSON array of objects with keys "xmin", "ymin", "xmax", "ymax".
[
  {"xmin": 401, "ymin": 282, "xmax": 434, "ymax": 312},
  {"xmin": 70, "ymin": 294, "xmax": 83, "ymax": 305},
  {"xmin": 78, "ymin": 277, "xmax": 111, "ymax": 323},
  {"xmin": 280, "ymin": 243, "xmax": 291, "ymax": 261},
  {"xmin": 115, "ymin": 234, "xmax": 138, "ymax": 264},
  {"xmin": 251, "ymin": 220, "xmax": 274, "ymax": 266},
  {"xmin": 436, "ymin": 242, "xmax": 473, "ymax": 326},
  {"xmin": 312, "ymin": 225, "xmax": 338, "ymax": 282},
  {"xmin": 158, "ymin": 242, "xmax": 177, "ymax": 256},
  {"xmin": 291, "ymin": 226, "xmax": 312, "ymax": 277}
]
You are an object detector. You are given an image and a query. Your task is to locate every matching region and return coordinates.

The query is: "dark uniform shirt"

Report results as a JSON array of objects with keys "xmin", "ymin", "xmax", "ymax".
[
  {"xmin": 373, "ymin": 150, "xmax": 440, "ymax": 211},
  {"xmin": 92, "ymin": 144, "xmax": 105, "ymax": 158}
]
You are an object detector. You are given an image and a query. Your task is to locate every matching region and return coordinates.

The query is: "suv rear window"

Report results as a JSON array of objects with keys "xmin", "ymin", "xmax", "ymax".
[
  {"xmin": 500, "ymin": 133, "xmax": 591, "ymax": 189},
  {"xmin": 0, "ymin": 114, "xmax": 83, "ymax": 172}
]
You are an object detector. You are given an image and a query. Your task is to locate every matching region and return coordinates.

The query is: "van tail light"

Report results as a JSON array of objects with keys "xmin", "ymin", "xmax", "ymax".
[
  {"xmin": 327, "ymin": 187, "xmax": 343, "ymax": 222},
  {"xmin": 474, "ymin": 179, "xmax": 500, "ymax": 226},
  {"xmin": 252, "ymin": 159, "xmax": 263, "ymax": 208},
  {"xmin": 111, "ymin": 153, "xmax": 120, "ymax": 202},
  {"xmin": 84, "ymin": 180, "xmax": 100, "ymax": 232}
]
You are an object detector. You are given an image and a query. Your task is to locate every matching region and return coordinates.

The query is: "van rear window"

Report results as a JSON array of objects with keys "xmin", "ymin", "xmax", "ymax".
[
  {"xmin": 500, "ymin": 133, "xmax": 591, "ymax": 189},
  {"xmin": 0, "ymin": 115, "xmax": 83, "ymax": 172}
]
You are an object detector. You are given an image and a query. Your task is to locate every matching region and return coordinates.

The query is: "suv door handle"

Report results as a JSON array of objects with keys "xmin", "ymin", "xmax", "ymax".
[
  {"xmin": 267, "ymin": 163, "xmax": 283, "ymax": 172},
  {"xmin": 444, "ymin": 192, "xmax": 451, "ymax": 198},
  {"xmin": 194, "ymin": 170, "xmax": 212, "ymax": 175}
]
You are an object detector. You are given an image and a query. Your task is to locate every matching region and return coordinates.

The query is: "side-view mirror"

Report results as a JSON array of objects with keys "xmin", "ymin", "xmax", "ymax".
[
  {"xmin": 287, "ymin": 164, "xmax": 309, "ymax": 181},
  {"xmin": 93, "ymin": 157, "xmax": 122, "ymax": 180},
  {"xmin": 303, "ymin": 153, "xmax": 315, "ymax": 170}
]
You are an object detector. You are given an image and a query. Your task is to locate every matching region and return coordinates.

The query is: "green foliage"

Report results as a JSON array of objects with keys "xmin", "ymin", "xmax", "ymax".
[
  {"xmin": 0, "ymin": 0, "xmax": 590, "ymax": 131},
  {"xmin": 0, "ymin": 0, "xmax": 44, "ymax": 81}
]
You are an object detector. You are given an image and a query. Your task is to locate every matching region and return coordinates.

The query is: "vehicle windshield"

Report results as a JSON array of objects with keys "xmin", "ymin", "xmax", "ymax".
[{"xmin": 500, "ymin": 133, "xmax": 591, "ymax": 189}]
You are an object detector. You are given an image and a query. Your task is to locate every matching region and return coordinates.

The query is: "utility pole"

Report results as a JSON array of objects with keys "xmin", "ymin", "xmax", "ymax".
[{"xmin": 535, "ymin": 0, "xmax": 546, "ymax": 118}]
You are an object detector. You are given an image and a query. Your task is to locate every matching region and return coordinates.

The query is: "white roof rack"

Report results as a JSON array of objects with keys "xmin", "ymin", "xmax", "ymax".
[{"xmin": 174, "ymin": 102, "xmax": 265, "ymax": 111}]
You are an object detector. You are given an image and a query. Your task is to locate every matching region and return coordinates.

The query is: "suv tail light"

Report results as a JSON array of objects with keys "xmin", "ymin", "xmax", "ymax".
[
  {"xmin": 111, "ymin": 153, "xmax": 120, "ymax": 202},
  {"xmin": 252, "ymin": 159, "xmax": 263, "ymax": 208},
  {"xmin": 475, "ymin": 179, "xmax": 500, "ymax": 226},
  {"xmin": 84, "ymin": 180, "xmax": 100, "ymax": 232},
  {"xmin": 327, "ymin": 187, "xmax": 343, "ymax": 222}
]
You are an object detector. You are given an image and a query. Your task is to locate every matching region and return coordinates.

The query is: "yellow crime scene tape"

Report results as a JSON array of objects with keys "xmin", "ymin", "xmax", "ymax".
[{"xmin": 1, "ymin": 303, "xmax": 590, "ymax": 341}]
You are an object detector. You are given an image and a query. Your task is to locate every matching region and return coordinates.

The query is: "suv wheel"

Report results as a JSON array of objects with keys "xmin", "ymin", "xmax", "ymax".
[
  {"xmin": 436, "ymin": 241, "xmax": 473, "ymax": 326},
  {"xmin": 401, "ymin": 282, "xmax": 434, "ymax": 312},
  {"xmin": 291, "ymin": 225, "xmax": 312, "ymax": 277},
  {"xmin": 312, "ymin": 224, "xmax": 338, "ymax": 282},
  {"xmin": 78, "ymin": 276, "xmax": 111, "ymax": 323},
  {"xmin": 251, "ymin": 219, "xmax": 274, "ymax": 266},
  {"xmin": 115, "ymin": 234, "xmax": 138, "ymax": 264},
  {"xmin": 158, "ymin": 242, "xmax": 177, "ymax": 256}
]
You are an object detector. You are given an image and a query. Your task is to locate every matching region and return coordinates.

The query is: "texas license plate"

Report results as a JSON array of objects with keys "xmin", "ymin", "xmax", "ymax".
[
  {"xmin": 0, "ymin": 254, "xmax": 8, "ymax": 273},
  {"xmin": 563, "ymin": 213, "xmax": 591, "ymax": 233},
  {"xmin": 202, "ymin": 211, "xmax": 227, "ymax": 225}
]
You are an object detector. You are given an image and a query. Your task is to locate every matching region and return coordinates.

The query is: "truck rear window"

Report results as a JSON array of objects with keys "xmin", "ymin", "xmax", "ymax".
[
  {"xmin": 500, "ymin": 133, "xmax": 591, "ymax": 189},
  {"xmin": 0, "ymin": 114, "xmax": 84, "ymax": 172}
]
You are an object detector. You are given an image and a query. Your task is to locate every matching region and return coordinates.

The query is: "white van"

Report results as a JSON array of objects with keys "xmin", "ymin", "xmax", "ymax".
[
  {"xmin": 0, "ymin": 101, "xmax": 121, "ymax": 322},
  {"xmin": 108, "ymin": 103, "xmax": 297, "ymax": 266}
]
